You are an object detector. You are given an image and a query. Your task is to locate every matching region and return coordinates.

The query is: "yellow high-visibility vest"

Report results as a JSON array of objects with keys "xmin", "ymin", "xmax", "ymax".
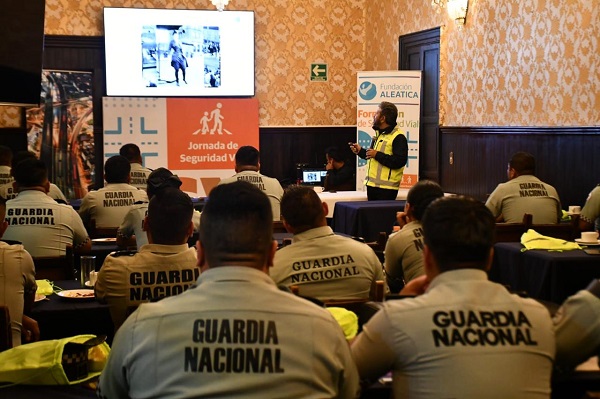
[{"xmin": 365, "ymin": 126, "xmax": 405, "ymax": 190}]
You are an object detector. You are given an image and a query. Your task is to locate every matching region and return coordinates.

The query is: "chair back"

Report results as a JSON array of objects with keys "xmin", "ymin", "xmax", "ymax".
[
  {"xmin": 365, "ymin": 232, "xmax": 387, "ymax": 263},
  {"xmin": 0, "ymin": 305, "xmax": 13, "ymax": 351},
  {"xmin": 88, "ymin": 219, "xmax": 118, "ymax": 239},
  {"xmin": 366, "ymin": 232, "xmax": 388, "ymax": 252},
  {"xmin": 494, "ymin": 213, "xmax": 532, "ymax": 243},
  {"xmin": 526, "ymin": 213, "xmax": 580, "ymax": 241},
  {"xmin": 33, "ymin": 256, "xmax": 73, "ymax": 280},
  {"xmin": 325, "ymin": 301, "xmax": 383, "ymax": 333},
  {"xmin": 289, "ymin": 282, "xmax": 385, "ymax": 333}
]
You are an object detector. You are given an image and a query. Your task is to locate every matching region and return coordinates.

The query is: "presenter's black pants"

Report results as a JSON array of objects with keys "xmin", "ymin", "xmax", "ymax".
[{"xmin": 367, "ymin": 186, "xmax": 398, "ymax": 201}]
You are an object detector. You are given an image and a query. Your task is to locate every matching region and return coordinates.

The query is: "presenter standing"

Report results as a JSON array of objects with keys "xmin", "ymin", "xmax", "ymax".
[{"xmin": 350, "ymin": 101, "xmax": 408, "ymax": 200}]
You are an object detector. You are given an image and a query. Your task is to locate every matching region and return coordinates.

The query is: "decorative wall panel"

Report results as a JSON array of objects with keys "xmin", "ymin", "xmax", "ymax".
[{"xmin": 372, "ymin": 0, "xmax": 599, "ymax": 127}]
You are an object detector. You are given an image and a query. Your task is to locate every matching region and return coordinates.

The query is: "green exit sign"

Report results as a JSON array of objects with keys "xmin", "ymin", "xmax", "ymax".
[{"xmin": 310, "ymin": 63, "xmax": 328, "ymax": 82}]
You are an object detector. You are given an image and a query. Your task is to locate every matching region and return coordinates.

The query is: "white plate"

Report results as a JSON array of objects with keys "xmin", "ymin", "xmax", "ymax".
[
  {"xmin": 575, "ymin": 238, "xmax": 600, "ymax": 246},
  {"xmin": 57, "ymin": 289, "xmax": 95, "ymax": 300},
  {"xmin": 92, "ymin": 238, "xmax": 117, "ymax": 244},
  {"xmin": 34, "ymin": 294, "xmax": 46, "ymax": 302},
  {"xmin": 84, "ymin": 281, "xmax": 96, "ymax": 288}
]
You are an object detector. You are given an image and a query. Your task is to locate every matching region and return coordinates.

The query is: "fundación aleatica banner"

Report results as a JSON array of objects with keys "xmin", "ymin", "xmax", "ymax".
[
  {"xmin": 103, "ymin": 97, "xmax": 259, "ymax": 196},
  {"xmin": 356, "ymin": 71, "xmax": 422, "ymax": 190}
]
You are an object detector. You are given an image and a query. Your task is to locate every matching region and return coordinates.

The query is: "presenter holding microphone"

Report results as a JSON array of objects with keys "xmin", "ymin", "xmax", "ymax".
[{"xmin": 349, "ymin": 101, "xmax": 408, "ymax": 200}]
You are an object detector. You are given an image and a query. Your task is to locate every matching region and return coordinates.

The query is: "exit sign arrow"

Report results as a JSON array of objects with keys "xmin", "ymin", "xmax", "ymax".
[
  {"xmin": 310, "ymin": 63, "xmax": 328, "ymax": 82},
  {"xmin": 312, "ymin": 65, "xmax": 326, "ymax": 76}
]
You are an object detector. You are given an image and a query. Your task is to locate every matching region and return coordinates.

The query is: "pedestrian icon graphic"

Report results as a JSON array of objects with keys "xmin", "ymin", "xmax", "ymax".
[{"xmin": 192, "ymin": 102, "xmax": 233, "ymax": 135}]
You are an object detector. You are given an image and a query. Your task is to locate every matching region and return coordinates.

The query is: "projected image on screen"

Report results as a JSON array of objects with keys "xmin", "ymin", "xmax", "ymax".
[
  {"xmin": 105, "ymin": 8, "xmax": 254, "ymax": 97},
  {"xmin": 141, "ymin": 25, "xmax": 221, "ymax": 90}
]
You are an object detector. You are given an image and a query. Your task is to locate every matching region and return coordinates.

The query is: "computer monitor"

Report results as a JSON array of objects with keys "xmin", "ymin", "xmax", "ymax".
[{"xmin": 302, "ymin": 168, "xmax": 327, "ymax": 186}]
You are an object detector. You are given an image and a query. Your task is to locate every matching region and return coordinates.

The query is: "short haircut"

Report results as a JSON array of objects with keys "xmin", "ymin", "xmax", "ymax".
[
  {"xmin": 379, "ymin": 101, "xmax": 398, "ymax": 126},
  {"xmin": 421, "ymin": 196, "xmax": 495, "ymax": 272},
  {"xmin": 13, "ymin": 158, "xmax": 47, "ymax": 187},
  {"xmin": 326, "ymin": 146, "xmax": 344, "ymax": 163},
  {"xmin": 200, "ymin": 181, "xmax": 273, "ymax": 267},
  {"xmin": 104, "ymin": 155, "xmax": 131, "ymax": 183},
  {"xmin": 0, "ymin": 146, "xmax": 12, "ymax": 166},
  {"xmin": 11, "ymin": 151, "xmax": 36, "ymax": 169},
  {"xmin": 407, "ymin": 180, "xmax": 445, "ymax": 221},
  {"xmin": 147, "ymin": 187, "xmax": 193, "ymax": 245},
  {"xmin": 235, "ymin": 146, "xmax": 259, "ymax": 166},
  {"xmin": 146, "ymin": 167, "xmax": 182, "ymax": 198},
  {"xmin": 509, "ymin": 152, "xmax": 535, "ymax": 175},
  {"xmin": 119, "ymin": 144, "xmax": 142, "ymax": 162},
  {"xmin": 281, "ymin": 185, "xmax": 324, "ymax": 231}
]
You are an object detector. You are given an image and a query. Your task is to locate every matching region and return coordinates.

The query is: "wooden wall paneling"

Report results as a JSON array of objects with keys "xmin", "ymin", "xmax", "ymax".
[
  {"xmin": 440, "ymin": 127, "xmax": 600, "ymax": 208},
  {"xmin": 259, "ymin": 126, "xmax": 357, "ymax": 187}
]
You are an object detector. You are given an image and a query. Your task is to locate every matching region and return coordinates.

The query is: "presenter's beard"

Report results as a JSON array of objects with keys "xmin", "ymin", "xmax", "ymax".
[{"xmin": 372, "ymin": 121, "xmax": 380, "ymax": 130}]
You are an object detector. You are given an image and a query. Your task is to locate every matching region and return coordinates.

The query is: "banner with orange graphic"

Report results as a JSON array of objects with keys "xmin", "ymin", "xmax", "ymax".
[
  {"xmin": 356, "ymin": 71, "xmax": 421, "ymax": 190},
  {"xmin": 103, "ymin": 97, "xmax": 259, "ymax": 196}
]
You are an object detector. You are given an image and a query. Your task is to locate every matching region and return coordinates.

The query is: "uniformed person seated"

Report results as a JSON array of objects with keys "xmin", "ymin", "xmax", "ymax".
[
  {"xmin": 218, "ymin": 145, "xmax": 284, "ymax": 221},
  {"xmin": 117, "ymin": 167, "xmax": 200, "ymax": 250},
  {"xmin": 384, "ymin": 180, "xmax": 444, "ymax": 291},
  {"xmin": 0, "ymin": 150, "xmax": 67, "ymax": 202},
  {"xmin": 0, "ymin": 197, "xmax": 39, "ymax": 347},
  {"xmin": 485, "ymin": 151, "xmax": 561, "ymax": 223},
  {"xmin": 78, "ymin": 155, "xmax": 148, "ymax": 229},
  {"xmin": 577, "ymin": 184, "xmax": 600, "ymax": 232},
  {"xmin": 119, "ymin": 143, "xmax": 152, "ymax": 192},
  {"xmin": 98, "ymin": 181, "xmax": 359, "ymax": 399},
  {"xmin": 2, "ymin": 158, "xmax": 91, "ymax": 258},
  {"xmin": 351, "ymin": 196, "xmax": 556, "ymax": 398},
  {"xmin": 554, "ymin": 278, "xmax": 600, "ymax": 372},
  {"xmin": 95, "ymin": 187, "xmax": 198, "ymax": 330},
  {"xmin": 324, "ymin": 146, "xmax": 355, "ymax": 192},
  {"xmin": 271, "ymin": 185, "xmax": 386, "ymax": 301}
]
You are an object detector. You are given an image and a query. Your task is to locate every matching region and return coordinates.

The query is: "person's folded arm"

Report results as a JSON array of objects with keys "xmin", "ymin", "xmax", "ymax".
[{"xmin": 373, "ymin": 134, "xmax": 408, "ymax": 169}]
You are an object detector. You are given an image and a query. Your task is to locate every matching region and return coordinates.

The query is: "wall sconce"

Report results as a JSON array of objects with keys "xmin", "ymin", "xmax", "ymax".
[
  {"xmin": 210, "ymin": 0, "xmax": 229, "ymax": 11},
  {"xmin": 446, "ymin": 0, "xmax": 469, "ymax": 29}
]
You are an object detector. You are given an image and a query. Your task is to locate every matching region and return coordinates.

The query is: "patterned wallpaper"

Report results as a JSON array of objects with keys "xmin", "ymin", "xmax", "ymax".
[
  {"xmin": 370, "ymin": 0, "xmax": 599, "ymax": 127},
  {"xmin": 1, "ymin": 0, "xmax": 598, "ymax": 127}
]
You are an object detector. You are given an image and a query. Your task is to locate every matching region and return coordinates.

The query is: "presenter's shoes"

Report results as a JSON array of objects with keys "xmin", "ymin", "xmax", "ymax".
[
  {"xmin": 176, "ymin": 81, "xmax": 180, "ymax": 86},
  {"xmin": 183, "ymin": 80, "xmax": 187, "ymax": 84}
]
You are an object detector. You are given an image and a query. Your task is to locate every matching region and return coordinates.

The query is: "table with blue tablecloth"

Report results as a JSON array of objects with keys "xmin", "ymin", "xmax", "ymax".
[
  {"xmin": 331, "ymin": 200, "xmax": 405, "ymax": 242},
  {"xmin": 490, "ymin": 242, "xmax": 600, "ymax": 304},
  {"xmin": 30, "ymin": 280, "xmax": 114, "ymax": 344}
]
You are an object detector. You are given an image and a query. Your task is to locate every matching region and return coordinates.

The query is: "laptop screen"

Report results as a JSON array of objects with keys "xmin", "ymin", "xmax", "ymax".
[{"xmin": 302, "ymin": 169, "xmax": 327, "ymax": 185}]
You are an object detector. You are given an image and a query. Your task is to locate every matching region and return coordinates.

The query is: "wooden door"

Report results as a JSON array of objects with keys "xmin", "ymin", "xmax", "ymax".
[{"xmin": 399, "ymin": 28, "xmax": 440, "ymax": 182}]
